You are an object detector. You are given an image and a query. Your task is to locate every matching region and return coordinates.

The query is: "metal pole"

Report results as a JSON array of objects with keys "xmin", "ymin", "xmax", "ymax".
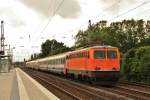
[{"xmin": 1, "ymin": 21, "xmax": 5, "ymax": 55}]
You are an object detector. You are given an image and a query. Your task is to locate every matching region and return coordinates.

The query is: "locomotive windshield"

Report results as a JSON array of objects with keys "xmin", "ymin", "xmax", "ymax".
[
  {"xmin": 94, "ymin": 50, "xmax": 118, "ymax": 59},
  {"xmin": 107, "ymin": 50, "xmax": 117, "ymax": 59},
  {"xmin": 94, "ymin": 50, "xmax": 105, "ymax": 59}
]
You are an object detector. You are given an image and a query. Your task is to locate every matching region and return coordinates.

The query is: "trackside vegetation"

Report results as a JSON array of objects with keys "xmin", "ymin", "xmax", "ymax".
[{"xmin": 122, "ymin": 46, "xmax": 150, "ymax": 84}]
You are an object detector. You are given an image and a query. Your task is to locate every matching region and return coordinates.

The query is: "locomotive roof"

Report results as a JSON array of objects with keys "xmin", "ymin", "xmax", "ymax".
[
  {"xmin": 87, "ymin": 45, "xmax": 117, "ymax": 49},
  {"xmin": 71, "ymin": 45, "xmax": 117, "ymax": 53}
]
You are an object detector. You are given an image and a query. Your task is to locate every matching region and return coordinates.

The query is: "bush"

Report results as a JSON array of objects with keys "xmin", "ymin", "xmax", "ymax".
[{"xmin": 122, "ymin": 46, "xmax": 150, "ymax": 83}]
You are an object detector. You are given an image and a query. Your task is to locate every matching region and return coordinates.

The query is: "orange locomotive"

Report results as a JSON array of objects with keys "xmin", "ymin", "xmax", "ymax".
[{"xmin": 65, "ymin": 46, "xmax": 120, "ymax": 83}]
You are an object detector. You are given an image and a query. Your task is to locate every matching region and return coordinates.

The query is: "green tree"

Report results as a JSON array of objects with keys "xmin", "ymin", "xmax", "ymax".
[
  {"xmin": 75, "ymin": 19, "xmax": 149, "ymax": 53},
  {"xmin": 33, "ymin": 53, "xmax": 37, "ymax": 59},
  {"xmin": 75, "ymin": 20, "xmax": 107, "ymax": 47},
  {"xmin": 30, "ymin": 54, "xmax": 34, "ymax": 60},
  {"xmin": 122, "ymin": 46, "xmax": 150, "ymax": 83},
  {"xmin": 41, "ymin": 39, "xmax": 71, "ymax": 57}
]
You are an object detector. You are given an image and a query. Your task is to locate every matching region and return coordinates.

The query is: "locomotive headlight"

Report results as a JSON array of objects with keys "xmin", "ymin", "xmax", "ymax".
[
  {"xmin": 95, "ymin": 66, "xmax": 101, "ymax": 70},
  {"xmin": 112, "ymin": 67, "xmax": 117, "ymax": 71}
]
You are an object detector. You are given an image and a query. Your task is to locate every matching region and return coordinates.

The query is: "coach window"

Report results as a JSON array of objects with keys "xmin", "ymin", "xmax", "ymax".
[
  {"xmin": 67, "ymin": 56, "xmax": 69, "ymax": 59},
  {"xmin": 78, "ymin": 53, "xmax": 82, "ymax": 58},
  {"xmin": 75, "ymin": 53, "xmax": 78, "ymax": 58},
  {"xmin": 54, "ymin": 60, "xmax": 56, "ymax": 65},
  {"xmin": 74, "ymin": 54, "xmax": 77, "ymax": 58},
  {"xmin": 63, "ymin": 58, "xmax": 65, "ymax": 63},
  {"xmin": 53, "ymin": 60, "xmax": 55, "ymax": 65},
  {"xmin": 78, "ymin": 53, "xmax": 80, "ymax": 58},
  {"xmin": 75, "ymin": 54, "xmax": 77, "ymax": 58},
  {"xmin": 63, "ymin": 58, "xmax": 65, "ymax": 64},
  {"xmin": 70, "ymin": 54, "xmax": 73, "ymax": 58},
  {"xmin": 94, "ymin": 50, "xmax": 105, "ymax": 59},
  {"xmin": 60, "ymin": 59, "xmax": 61, "ymax": 64},
  {"xmin": 51, "ymin": 60, "xmax": 52, "ymax": 64},
  {"xmin": 56, "ymin": 59, "xmax": 58, "ymax": 64},
  {"xmin": 55, "ymin": 59, "xmax": 57, "ymax": 64},
  {"xmin": 57, "ymin": 59, "xmax": 61, "ymax": 64},
  {"xmin": 77, "ymin": 53, "xmax": 79, "ymax": 58},
  {"xmin": 57, "ymin": 59, "xmax": 58, "ymax": 64},
  {"xmin": 71, "ymin": 54, "xmax": 73, "ymax": 58},
  {"xmin": 73, "ymin": 54, "xmax": 76, "ymax": 58},
  {"xmin": 55, "ymin": 59, "xmax": 57, "ymax": 65},
  {"xmin": 52, "ymin": 60, "xmax": 54, "ymax": 65},
  {"xmin": 59, "ymin": 59, "xmax": 60, "ymax": 64},
  {"xmin": 86, "ymin": 52, "xmax": 90, "ymax": 58},
  {"xmin": 84, "ymin": 52, "xmax": 86, "ymax": 58},
  {"xmin": 82, "ymin": 52, "xmax": 84, "ymax": 57},
  {"xmin": 66, "ymin": 56, "xmax": 69, "ymax": 59},
  {"xmin": 60, "ymin": 59, "xmax": 62, "ymax": 64},
  {"xmin": 70, "ymin": 55, "xmax": 72, "ymax": 59},
  {"xmin": 81, "ymin": 53, "xmax": 83, "ymax": 58},
  {"xmin": 51, "ymin": 60, "xmax": 53, "ymax": 65},
  {"xmin": 61, "ymin": 59, "xmax": 63, "ymax": 64}
]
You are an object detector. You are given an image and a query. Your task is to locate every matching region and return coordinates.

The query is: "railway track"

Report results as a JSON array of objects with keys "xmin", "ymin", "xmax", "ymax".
[
  {"xmin": 28, "ymin": 71, "xmax": 80, "ymax": 100},
  {"xmin": 23, "ymin": 68, "xmax": 109, "ymax": 100},
  {"xmin": 37, "ymin": 73, "xmax": 126, "ymax": 100},
  {"xmin": 22, "ymin": 68, "xmax": 150, "ymax": 100},
  {"xmin": 96, "ymin": 85, "xmax": 150, "ymax": 100},
  {"xmin": 119, "ymin": 80, "xmax": 150, "ymax": 91},
  {"xmin": 109, "ymin": 81, "xmax": 150, "ymax": 100}
]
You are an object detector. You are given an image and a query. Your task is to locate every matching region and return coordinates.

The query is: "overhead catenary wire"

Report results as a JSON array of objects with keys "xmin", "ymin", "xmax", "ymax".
[
  {"xmin": 35, "ymin": 0, "xmax": 65, "ymax": 41},
  {"xmin": 109, "ymin": 0, "xmax": 150, "ymax": 22}
]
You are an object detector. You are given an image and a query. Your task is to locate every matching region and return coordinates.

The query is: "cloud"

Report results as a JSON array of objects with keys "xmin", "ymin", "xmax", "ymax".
[
  {"xmin": 0, "ymin": 8, "xmax": 25, "ymax": 27},
  {"xmin": 20, "ymin": 0, "xmax": 81, "ymax": 18},
  {"xmin": 56, "ymin": 0, "xmax": 81, "ymax": 18}
]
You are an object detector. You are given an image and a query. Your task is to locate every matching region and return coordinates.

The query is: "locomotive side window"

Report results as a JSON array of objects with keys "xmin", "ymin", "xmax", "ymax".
[
  {"xmin": 86, "ymin": 52, "xmax": 89, "ymax": 58},
  {"xmin": 107, "ymin": 50, "xmax": 117, "ymax": 59},
  {"xmin": 94, "ymin": 50, "xmax": 105, "ymax": 59}
]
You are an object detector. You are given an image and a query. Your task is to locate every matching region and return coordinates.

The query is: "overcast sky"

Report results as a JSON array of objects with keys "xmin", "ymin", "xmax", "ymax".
[{"xmin": 0, "ymin": 0, "xmax": 150, "ymax": 61}]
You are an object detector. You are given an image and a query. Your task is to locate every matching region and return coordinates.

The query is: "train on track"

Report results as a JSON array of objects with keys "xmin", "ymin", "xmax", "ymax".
[{"xmin": 26, "ymin": 45, "xmax": 120, "ymax": 85}]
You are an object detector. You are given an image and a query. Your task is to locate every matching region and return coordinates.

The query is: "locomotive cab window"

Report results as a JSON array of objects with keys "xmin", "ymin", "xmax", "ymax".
[
  {"xmin": 94, "ymin": 50, "xmax": 105, "ymax": 59},
  {"xmin": 107, "ymin": 50, "xmax": 117, "ymax": 59}
]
